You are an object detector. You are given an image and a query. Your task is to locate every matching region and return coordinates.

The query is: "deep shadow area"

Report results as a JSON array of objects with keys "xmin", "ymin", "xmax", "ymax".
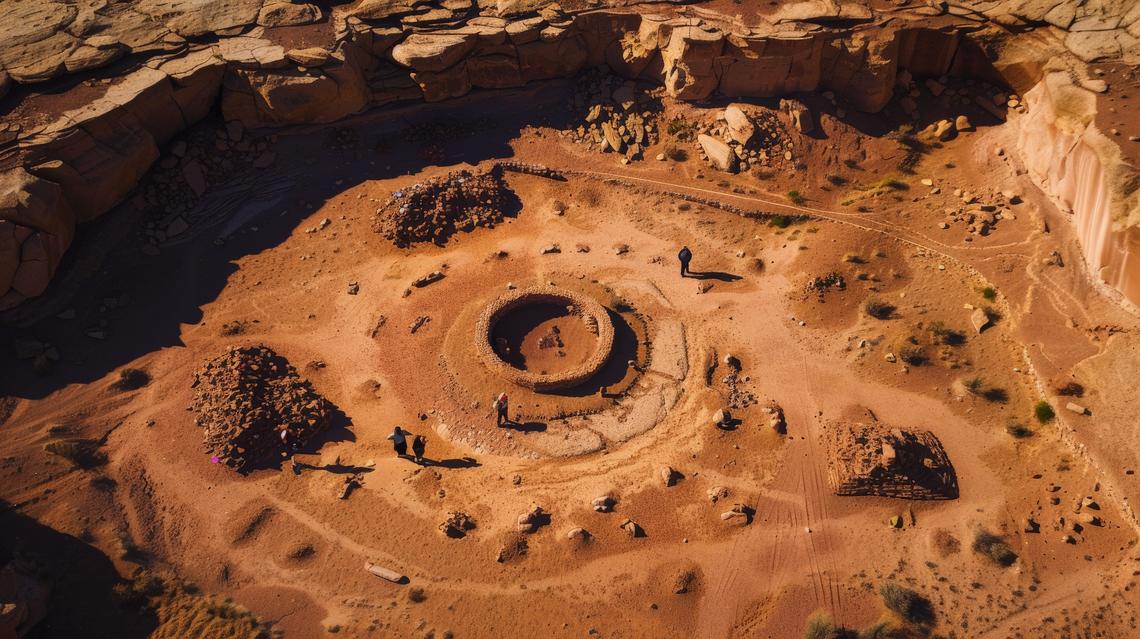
[
  {"xmin": 685, "ymin": 270, "xmax": 743, "ymax": 282},
  {"xmin": 0, "ymin": 80, "xmax": 580, "ymax": 400},
  {"xmin": 0, "ymin": 502, "xmax": 158, "ymax": 638},
  {"xmin": 413, "ymin": 456, "xmax": 481, "ymax": 469},
  {"xmin": 550, "ymin": 309, "xmax": 641, "ymax": 398},
  {"xmin": 243, "ymin": 402, "xmax": 354, "ymax": 475},
  {"xmin": 501, "ymin": 420, "xmax": 547, "ymax": 433}
]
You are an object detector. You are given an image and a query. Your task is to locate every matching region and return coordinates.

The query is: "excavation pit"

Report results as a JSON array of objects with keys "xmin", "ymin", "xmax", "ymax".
[{"xmin": 476, "ymin": 286, "xmax": 615, "ymax": 391}]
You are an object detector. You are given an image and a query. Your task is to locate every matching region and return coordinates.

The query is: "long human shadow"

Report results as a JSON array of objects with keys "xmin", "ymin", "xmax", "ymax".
[
  {"xmin": 501, "ymin": 420, "xmax": 547, "ymax": 433},
  {"xmin": 0, "ymin": 80, "xmax": 579, "ymax": 401},
  {"xmin": 0, "ymin": 501, "xmax": 158, "ymax": 638},
  {"xmin": 685, "ymin": 270, "xmax": 743, "ymax": 282},
  {"xmin": 410, "ymin": 456, "xmax": 481, "ymax": 469}
]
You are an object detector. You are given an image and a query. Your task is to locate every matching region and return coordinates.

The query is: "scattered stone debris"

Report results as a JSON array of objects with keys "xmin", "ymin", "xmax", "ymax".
[
  {"xmin": 707, "ymin": 486, "xmax": 729, "ymax": 503},
  {"xmin": 517, "ymin": 505, "xmax": 548, "ymax": 533},
  {"xmin": 721, "ymin": 368, "xmax": 756, "ymax": 410},
  {"xmin": 823, "ymin": 421, "xmax": 958, "ymax": 500},
  {"xmin": 439, "ymin": 511, "xmax": 476, "ymax": 538},
  {"xmin": 566, "ymin": 69, "xmax": 660, "ymax": 162},
  {"xmin": 368, "ymin": 315, "xmax": 387, "ymax": 339},
  {"xmin": 409, "ymin": 316, "xmax": 431, "ymax": 334},
  {"xmin": 373, "ymin": 168, "xmax": 516, "ymax": 247},
  {"xmin": 766, "ymin": 403, "xmax": 787, "ymax": 434},
  {"xmin": 672, "ymin": 570, "xmax": 697, "ymax": 594},
  {"xmin": 592, "ymin": 495, "xmax": 615, "ymax": 513},
  {"xmin": 806, "ymin": 272, "xmax": 846, "ymax": 301},
  {"xmin": 619, "ymin": 518, "xmax": 644, "ymax": 538},
  {"xmin": 496, "ymin": 536, "xmax": 529, "ymax": 563},
  {"xmin": 413, "ymin": 271, "xmax": 445, "ymax": 288},
  {"xmin": 191, "ymin": 345, "xmax": 335, "ymax": 471},
  {"xmin": 720, "ymin": 503, "xmax": 754, "ymax": 525}
]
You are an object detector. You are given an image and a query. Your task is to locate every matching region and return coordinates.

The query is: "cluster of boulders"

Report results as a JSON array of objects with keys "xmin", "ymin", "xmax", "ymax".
[
  {"xmin": 895, "ymin": 69, "xmax": 1012, "ymax": 131},
  {"xmin": 825, "ymin": 422, "xmax": 958, "ymax": 500},
  {"xmin": 564, "ymin": 70, "xmax": 660, "ymax": 163},
  {"xmin": 694, "ymin": 103, "xmax": 798, "ymax": 173},
  {"xmin": 138, "ymin": 122, "xmax": 277, "ymax": 252},
  {"xmin": 933, "ymin": 187, "xmax": 1021, "ymax": 241},
  {"xmin": 439, "ymin": 511, "xmax": 476, "ymax": 538},
  {"xmin": 806, "ymin": 271, "xmax": 847, "ymax": 300},
  {"xmin": 373, "ymin": 169, "xmax": 515, "ymax": 247},
  {"xmin": 1037, "ymin": 491, "xmax": 1106, "ymax": 545},
  {"xmin": 191, "ymin": 345, "xmax": 334, "ymax": 471}
]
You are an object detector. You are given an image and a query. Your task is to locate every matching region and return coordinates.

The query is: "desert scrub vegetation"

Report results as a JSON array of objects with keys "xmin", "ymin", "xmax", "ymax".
[
  {"xmin": 927, "ymin": 321, "xmax": 965, "ymax": 346},
  {"xmin": 666, "ymin": 117, "xmax": 695, "ymax": 140},
  {"xmin": 879, "ymin": 582, "xmax": 935, "ymax": 630},
  {"xmin": 115, "ymin": 570, "xmax": 272, "ymax": 639},
  {"xmin": 1006, "ymin": 421, "xmax": 1034, "ymax": 438},
  {"xmin": 980, "ymin": 286, "xmax": 997, "ymax": 300},
  {"xmin": 114, "ymin": 367, "xmax": 151, "ymax": 391},
  {"xmin": 864, "ymin": 299, "xmax": 895, "ymax": 319},
  {"xmin": 1034, "ymin": 400, "xmax": 1055, "ymax": 423},
  {"xmin": 787, "ymin": 190, "xmax": 806, "ymax": 205},
  {"xmin": 898, "ymin": 345, "xmax": 927, "ymax": 366},
  {"xmin": 663, "ymin": 143, "xmax": 688, "ymax": 161},
  {"xmin": 769, "ymin": 215, "xmax": 792, "ymax": 228},
  {"xmin": 972, "ymin": 528, "xmax": 1018, "ymax": 566},
  {"xmin": 44, "ymin": 438, "xmax": 107, "ymax": 469}
]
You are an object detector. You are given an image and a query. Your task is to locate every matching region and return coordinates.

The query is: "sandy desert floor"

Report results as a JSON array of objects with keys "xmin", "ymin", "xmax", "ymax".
[{"xmin": 3, "ymin": 77, "xmax": 1140, "ymax": 639}]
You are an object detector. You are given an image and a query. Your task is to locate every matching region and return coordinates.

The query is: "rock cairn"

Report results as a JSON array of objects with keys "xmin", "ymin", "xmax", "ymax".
[
  {"xmin": 565, "ymin": 70, "xmax": 660, "ymax": 162},
  {"xmin": 192, "ymin": 345, "xmax": 333, "ymax": 471},
  {"xmin": 373, "ymin": 168, "xmax": 515, "ymax": 247}
]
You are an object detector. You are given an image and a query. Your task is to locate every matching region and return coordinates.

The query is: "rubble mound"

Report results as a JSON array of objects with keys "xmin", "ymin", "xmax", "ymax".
[
  {"xmin": 373, "ymin": 168, "xmax": 517, "ymax": 247},
  {"xmin": 192, "ymin": 345, "xmax": 333, "ymax": 471},
  {"xmin": 566, "ymin": 70, "xmax": 661, "ymax": 161},
  {"xmin": 824, "ymin": 422, "xmax": 958, "ymax": 500}
]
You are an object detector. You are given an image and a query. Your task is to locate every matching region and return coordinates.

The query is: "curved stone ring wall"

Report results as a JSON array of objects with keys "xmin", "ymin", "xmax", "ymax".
[{"xmin": 475, "ymin": 286, "xmax": 614, "ymax": 391}]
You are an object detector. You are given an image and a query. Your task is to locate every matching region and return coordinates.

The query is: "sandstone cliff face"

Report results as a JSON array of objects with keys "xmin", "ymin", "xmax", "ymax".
[
  {"xmin": 1, "ymin": 1, "xmax": 1138, "ymax": 309},
  {"xmin": 1019, "ymin": 71, "xmax": 1140, "ymax": 307}
]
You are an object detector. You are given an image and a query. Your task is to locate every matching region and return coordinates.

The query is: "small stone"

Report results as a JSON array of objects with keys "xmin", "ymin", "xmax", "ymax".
[{"xmin": 541, "ymin": 245, "xmax": 561, "ymax": 254}]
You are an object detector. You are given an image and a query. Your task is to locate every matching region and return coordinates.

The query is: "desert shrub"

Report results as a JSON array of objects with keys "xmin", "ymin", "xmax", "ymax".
[
  {"xmin": 787, "ymin": 190, "xmax": 806, "ymax": 205},
  {"xmin": 666, "ymin": 117, "xmax": 694, "ymax": 139},
  {"xmin": 827, "ymin": 175, "xmax": 848, "ymax": 186},
  {"xmin": 44, "ymin": 438, "xmax": 106, "ymax": 468},
  {"xmin": 928, "ymin": 321, "xmax": 965, "ymax": 345},
  {"xmin": 1034, "ymin": 401, "xmax": 1055, "ymax": 424},
  {"xmin": 898, "ymin": 346, "xmax": 926, "ymax": 366},
  {"xmin": 580, "ymin": 186, "xmax": 602, "ymax": 207},
  {"xmin": 865, "ymin": 299, "xmax": 895, "ymax": 320},
  {"xmin": 1006, "ymin": 422, "xmax": 1033, "ymax": 438},
  {"xmin": 663, "ymin": 144, "xmax": 688, "ymax": 161},
  {"xmin": 770, "ymin": 215, "xmax": 792, "ymax": 228},
  {"xmin": 981, "ymin": 286, "xmax": 997, "ymax": 300},
  {"xmin": 804, "ymin": 612, "xmax": 856, "ymax": 639},
  {"xmin": 1055, "ymin": 382, "xmax": 1084, "ymax": 397},
  {"xmin": 408, "ymin": 587, "xmax": 427, "ymax": 603},
  {"xmin": 972, "ymin": 529, "xmax": 1017, "ymax": 566},
  {"xmin": 114, "ymin": 368, "xmax": 150, "ymax": 391},
  {"xmin": 964, "ymin": 377, "xmax": 985, "ymax": 395},
  {"xmin": 879, "ymin": 583, "xmax": 935, "ymax": 629},
  {"xmin": 982, "ymin": 387, "xmax": 1008, "ymax": 403},
  {"xmin": 844, "ymin": 254, "xmax": 865, "ymax": 264}
]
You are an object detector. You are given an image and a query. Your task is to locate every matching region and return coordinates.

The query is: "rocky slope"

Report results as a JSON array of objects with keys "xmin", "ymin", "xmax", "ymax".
[{"xmin": 1, "ymin": 0, "xmax": 1138, "ymax": 309}]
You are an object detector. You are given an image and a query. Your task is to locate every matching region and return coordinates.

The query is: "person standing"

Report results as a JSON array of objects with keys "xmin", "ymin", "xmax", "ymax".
[
  {"xmin": 678, "ymin": 246, "xmax": 693, "ymax": 277},
  {"xmin": 387, "ymin": 426, "xmax": 408, "ymax": 457},
  {"xmin": 278, "ymin": 424, "xmax": 300, "ymax": 459},
  {"xmin": 493, "ymin": 392, "xmax": 509, "ymax": 427},
  {"xmin": 412, "ymin": 435, "xmax": 427, "ymax": 464}
]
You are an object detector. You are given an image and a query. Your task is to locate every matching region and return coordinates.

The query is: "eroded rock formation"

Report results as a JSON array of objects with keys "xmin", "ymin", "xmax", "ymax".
[{"xmin": 1, "ymin": 0, "xmax": 1138, "ymax": 308}]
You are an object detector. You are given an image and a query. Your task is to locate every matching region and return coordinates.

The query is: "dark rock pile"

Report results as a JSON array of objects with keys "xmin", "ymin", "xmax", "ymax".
[
  {"xmin": 192, "ymin": 345, "xmax": 333, "ymax": 471},
  {"xmin": 824, "ymin": 422, "xmax": 958, "ymax": 500},
  {"xmin": 373, "ymin": 168, "xmax": 516, "ymax": 247}
]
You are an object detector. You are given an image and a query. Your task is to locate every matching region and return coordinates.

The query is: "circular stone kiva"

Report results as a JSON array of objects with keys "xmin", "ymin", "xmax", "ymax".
[{"xmin": 476, "ymin": 286, "xmax": 615, "ymax": 391}]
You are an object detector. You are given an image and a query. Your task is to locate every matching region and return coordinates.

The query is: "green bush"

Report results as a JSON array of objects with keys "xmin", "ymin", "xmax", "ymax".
[
  {"xmin": 787, "ymin": 190, "xmax": 806, "ymax": 205},
  {"xmin": 1034, "ymin": 401, "xmax": 1055, "ymax": 423},
  {"xmin": 981, "ymin": 286, "xmax": 997, "ymax": 300},
  {"xmin": 770, "ymin": 215, "xmax": 792, "ymax": 228},
  {"xmin": 114, "ymin": 368, "xmax": 150, "ymax": 391}
]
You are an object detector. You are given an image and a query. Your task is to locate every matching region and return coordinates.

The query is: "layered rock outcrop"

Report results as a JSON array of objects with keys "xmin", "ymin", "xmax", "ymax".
[
  {"xmin": 1, "ymin": 0, "xmax": 1138, "ymax": 309},
  {"xmin": 1019, "ymin": 70, "xmax": 1140, "ymax": 306}
]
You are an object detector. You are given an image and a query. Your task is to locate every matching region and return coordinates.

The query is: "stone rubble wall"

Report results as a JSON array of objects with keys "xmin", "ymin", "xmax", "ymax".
[{"xmin": 1, "ymin": 1, "xmax": 1138, "ymax": 309}]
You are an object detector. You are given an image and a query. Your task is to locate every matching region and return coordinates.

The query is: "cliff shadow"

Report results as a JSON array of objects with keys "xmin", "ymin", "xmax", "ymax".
[
  {"xmin": 0, "ymin": 81, "xmax": 578, "ymax": 400},
  {"xmin": 0, "ymin": 502, "xmax": 158, "ymax": 638}
]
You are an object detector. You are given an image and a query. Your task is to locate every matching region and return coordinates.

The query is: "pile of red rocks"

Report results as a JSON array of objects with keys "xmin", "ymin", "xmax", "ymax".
[
  {"xmin": 566, "ymin": 70, "xmax": 660, "ymax": 162},
  {"xmin": 373, "ymin": 168, "xmax": 514, "ymax": 247},
  {"xmin": 191, "ymin": 345, "xmax": 333, "ymax": 471}
]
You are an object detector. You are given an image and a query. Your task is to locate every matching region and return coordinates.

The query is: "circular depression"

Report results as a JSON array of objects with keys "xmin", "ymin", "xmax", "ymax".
[{"xmin": 475, "ymin": 286, "xmax": 615, "ymax": 391}]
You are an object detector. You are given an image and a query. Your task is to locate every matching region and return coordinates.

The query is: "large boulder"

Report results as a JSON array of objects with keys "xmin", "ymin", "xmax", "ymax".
[
  {"xmin": 257, "ymin": 2, "xmax": 322, "ymax": 27},
  {"xmin": 391, "ymin": 33, "xmax": 478, "ymax": 73},
  {"xmin": 698, "ymin": 134, "xmax": 737, "ymax": 173},
  {"xmin": 723, "ymin": 104, "xmax": 754, "ymax": 145}
]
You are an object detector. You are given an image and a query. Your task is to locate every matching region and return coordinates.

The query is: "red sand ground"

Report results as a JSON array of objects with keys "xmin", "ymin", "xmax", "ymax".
[{"xmin": 3, "ymin": 79, "xmax": 1140, "ymax": 639}]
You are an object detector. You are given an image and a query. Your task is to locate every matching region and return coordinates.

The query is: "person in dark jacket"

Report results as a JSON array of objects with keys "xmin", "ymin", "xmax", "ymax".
[
  {"xmin": 412, "ymin": 435, "xmax": 427, "ymax": 464},
  {"xmin": 678, "ymin": 246, "xmax": 693, "ymax": 277}
]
